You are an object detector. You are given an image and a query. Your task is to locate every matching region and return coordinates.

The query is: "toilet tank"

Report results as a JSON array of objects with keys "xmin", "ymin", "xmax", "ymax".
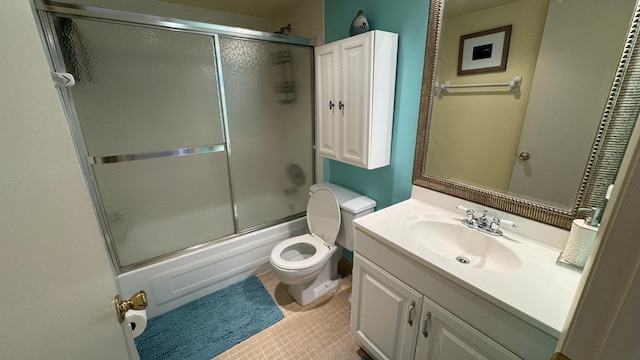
[{"xmin": 309, "ymin": 182, "xmax": 376, "ymax": 251}]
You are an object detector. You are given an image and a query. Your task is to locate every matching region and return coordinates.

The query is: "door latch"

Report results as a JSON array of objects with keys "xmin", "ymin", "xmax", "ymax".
[{"xmin": 115, "ymin": 290, "xmax": 147, "ymax": 323}]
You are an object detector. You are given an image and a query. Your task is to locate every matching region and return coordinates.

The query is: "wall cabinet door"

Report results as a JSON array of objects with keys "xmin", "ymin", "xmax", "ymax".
[
  {"xmin": 414, "ymin": 297, "xmax": 522, "ymax": 360},
  {"xmin": 314, "ymin": 30, "xmax": 397, "ymax": 169},
  {"xmin": 315, "ymin": 43, "xmax": 341, "ymax": 160},
  {"xmin": 339, "ymin": 34, "xmax": 371, "ymax": 167},
  {"xmin": 351, "ymin": 254, "xmax": 422, "ymax": 360}
]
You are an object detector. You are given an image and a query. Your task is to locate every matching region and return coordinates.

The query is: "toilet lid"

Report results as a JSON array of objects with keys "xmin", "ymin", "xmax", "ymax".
[{"xmin": 307, "ymin": 188, "xmax": 341, "ymax": 246}]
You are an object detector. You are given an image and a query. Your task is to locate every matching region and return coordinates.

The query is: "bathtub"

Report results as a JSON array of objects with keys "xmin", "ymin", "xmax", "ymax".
[{"xmin": 117, "ymin": 217, "xmax": 307, "ymax": 318}]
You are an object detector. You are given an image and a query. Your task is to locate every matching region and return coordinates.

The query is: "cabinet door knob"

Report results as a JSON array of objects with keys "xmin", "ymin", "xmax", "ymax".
[
  {"xmin": 422, "ymin": 311, "xmax": 431, "ymax": 338},
  {"xmin": 329, "ymin": 100, "xmax": 334, "ymax": 110},
  {"xmin": 518, "ymin": 151, "xmax": 530, "ymax": 161},
  {"xmin": 407, "ymin": 301, "xmax": 415, "ymax": 326},
  {"xmin": 339, "ymin": 101, "xmax": 344, "ymax": 110}
]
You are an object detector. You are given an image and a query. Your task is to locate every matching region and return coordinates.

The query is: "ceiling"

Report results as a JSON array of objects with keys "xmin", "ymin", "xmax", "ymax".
[
  {"xmin": 161, "ymin": 0, "xmax": 299, "ymax": 19},
  {"xmin": 445, "ymin": 0, "xmax": 524, "ymax": 18}
]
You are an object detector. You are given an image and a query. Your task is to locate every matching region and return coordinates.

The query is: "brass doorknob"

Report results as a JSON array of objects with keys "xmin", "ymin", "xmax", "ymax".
[
  {"xmin": 115, "ymin": 290, "xmax": 147, "ymax": 323},
  {"xmin": 518, "ymin": 152, "xmax": 530, "ymax": 161}
]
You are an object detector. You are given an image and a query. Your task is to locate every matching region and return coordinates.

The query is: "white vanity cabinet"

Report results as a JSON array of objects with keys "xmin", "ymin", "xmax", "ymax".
[
  {"xmin": 315, "ymin": 30, "xmax": 398, "ymax": 169},
  {"xmin": 352, "ymin": 254, "xmax": 521, "ymax": 360},
  {"xmin": 351, "ymin": 227, "xmax": 559, "ymax": 360},
  {"xmin": 351, "ymin": 253, "xmax": 423, "ymax": 360},
  {"xmin": 414, "ymin": 294, "xmax": 521, "ymax": 360}
]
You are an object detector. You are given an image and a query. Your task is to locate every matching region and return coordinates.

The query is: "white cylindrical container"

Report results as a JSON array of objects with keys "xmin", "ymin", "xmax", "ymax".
[
  {"xmin": 562, "ymin": 219, "xmax": 598, "ymax": 267},
  {"xmin": 125, "ymin": 309, "xmax": 147, "ymax": 338}
]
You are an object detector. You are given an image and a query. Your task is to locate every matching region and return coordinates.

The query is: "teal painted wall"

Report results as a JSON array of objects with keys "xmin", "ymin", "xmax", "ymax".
[{"xmin": 323, "ymin": 0, "xmax": 430, "ymax": 209}]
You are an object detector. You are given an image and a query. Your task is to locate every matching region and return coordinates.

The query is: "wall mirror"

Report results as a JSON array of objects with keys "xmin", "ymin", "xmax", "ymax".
[{"xmin": 413, "ymin": 0, "xmax": 640, "ymax": 229}]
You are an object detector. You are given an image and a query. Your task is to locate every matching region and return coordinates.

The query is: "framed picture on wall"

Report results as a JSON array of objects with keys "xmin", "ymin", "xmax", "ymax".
[{"xmin": 457, "ymin": 25, "xmax": 512, "ymax": 75}]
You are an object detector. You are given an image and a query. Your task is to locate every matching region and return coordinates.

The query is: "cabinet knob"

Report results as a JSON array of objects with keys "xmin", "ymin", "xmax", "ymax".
[
  {"xmin": 339, "ymin": 101, "xmax": 344, "ymax": 110},
  {"xmin": 518, "ymin": 151, "xmax": 530, "ymax": 161},
  {"xmin": 329, "ymin": 100, "xmax": 334, "ymax": 110}
]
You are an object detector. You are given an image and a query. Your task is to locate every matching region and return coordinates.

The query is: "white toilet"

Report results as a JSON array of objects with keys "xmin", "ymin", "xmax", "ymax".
[{"xmin": 270, "ymin": 182, "xmax": 376, "ymax": 305}]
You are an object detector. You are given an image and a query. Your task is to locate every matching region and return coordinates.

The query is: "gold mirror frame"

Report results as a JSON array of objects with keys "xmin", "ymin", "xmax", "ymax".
[{"xmin": 413, "ymin": 0, "xmax": 640, "ymax": 229}]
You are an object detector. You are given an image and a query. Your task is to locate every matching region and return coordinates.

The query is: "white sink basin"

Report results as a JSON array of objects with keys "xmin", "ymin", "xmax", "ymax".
[{"xmin": 404, "ymin": 214, "xmax": 521, "ymax": 272}]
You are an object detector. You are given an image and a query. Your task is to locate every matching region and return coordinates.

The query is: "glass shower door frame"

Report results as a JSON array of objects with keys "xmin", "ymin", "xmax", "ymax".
[{"xmin": 34, "ymin": 2, "xmax": 316, "ymax": 273}]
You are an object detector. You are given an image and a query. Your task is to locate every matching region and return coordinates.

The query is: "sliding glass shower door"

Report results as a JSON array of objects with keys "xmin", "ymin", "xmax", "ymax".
[
  {"xmin": 219, "ymin": 37, "xmax": 313, "ymax": 230},
  {"xmin": 53, "ymin": 17, "xmax": 235, "ymax": 267},
  {"xmin": 49, "ymin": 15, "xmax": 314, "ymax": 270}
]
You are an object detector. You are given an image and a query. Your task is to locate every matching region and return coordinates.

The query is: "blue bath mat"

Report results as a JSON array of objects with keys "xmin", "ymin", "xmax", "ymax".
[{"xmin": 135, "ymin": 276, "xmax": 284, "ymax": 360}]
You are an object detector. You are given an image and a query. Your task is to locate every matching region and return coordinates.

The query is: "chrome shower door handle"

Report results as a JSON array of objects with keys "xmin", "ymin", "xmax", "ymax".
[
  {"xmin": 422, "ymin": 311, "xmax": 431, "ymax": 337},
  {"xmin": 407, "ymin": 301, "xmax": 415, "ymax": 326}
]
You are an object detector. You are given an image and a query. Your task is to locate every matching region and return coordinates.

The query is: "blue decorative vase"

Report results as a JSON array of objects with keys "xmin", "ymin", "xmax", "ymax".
[{"xmin": 349, "ymin": 10, "xmax": 369, "ymax": 36}]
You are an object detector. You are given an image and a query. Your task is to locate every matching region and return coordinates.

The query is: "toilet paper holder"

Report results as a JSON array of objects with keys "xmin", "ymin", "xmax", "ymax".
[{"xmin": 115, "ymin": 290, "xmax": 148, "ymax": 323}]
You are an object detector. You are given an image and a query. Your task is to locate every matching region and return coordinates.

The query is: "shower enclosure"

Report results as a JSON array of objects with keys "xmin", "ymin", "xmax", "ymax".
[{"xmin": 37, "ymin": 3, "xmax": 315, "ymax": 272}]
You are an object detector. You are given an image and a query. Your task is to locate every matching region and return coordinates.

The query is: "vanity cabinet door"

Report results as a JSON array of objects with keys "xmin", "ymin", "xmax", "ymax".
[
  {"xmin": 352, "ymin": 254, "xmax": 423, "ymax": 360},
  {"xmin": 415, "ymin": 297, "xmax": 522, "ymax": 360}
]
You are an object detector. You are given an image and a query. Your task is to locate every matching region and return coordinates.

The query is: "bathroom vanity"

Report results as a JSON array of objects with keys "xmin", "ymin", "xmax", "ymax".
[{"xmin": 350, "ymin": 188, "xmax": 581, "ymax": 360}]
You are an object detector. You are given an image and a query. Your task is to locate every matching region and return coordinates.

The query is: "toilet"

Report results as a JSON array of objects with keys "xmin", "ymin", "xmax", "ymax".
[{"xmin": 270, "ymin": 182, "xmax": 376, "ymax": 305}]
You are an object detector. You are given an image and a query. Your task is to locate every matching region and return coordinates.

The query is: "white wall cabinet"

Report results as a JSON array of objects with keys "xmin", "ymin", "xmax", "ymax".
[
  {"xmin": 315, "ymin": 30, "xmax": 398, "ymax": 169},
  {"xmin": 352, "ymin": 254, "xmax": 522, "ymax": 360}
]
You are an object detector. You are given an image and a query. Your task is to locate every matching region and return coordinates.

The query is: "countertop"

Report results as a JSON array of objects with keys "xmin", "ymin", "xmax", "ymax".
[{"xmin": 353, "ymin": 197, "xmax": 582, "ymax": 338}]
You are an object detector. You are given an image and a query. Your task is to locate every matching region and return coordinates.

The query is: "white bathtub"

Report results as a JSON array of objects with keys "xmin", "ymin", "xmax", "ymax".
[{"xmin": 117, "ymin": 217, "xmax": 307, "ymax": 318}]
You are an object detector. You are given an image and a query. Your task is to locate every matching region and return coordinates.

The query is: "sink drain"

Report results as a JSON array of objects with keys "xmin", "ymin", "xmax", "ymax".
[{"xmin": 456, "ymin": 256, "xmax": 470, "ymax": 264}]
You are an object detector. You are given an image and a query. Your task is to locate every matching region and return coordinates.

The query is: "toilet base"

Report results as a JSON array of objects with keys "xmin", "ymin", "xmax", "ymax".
[
  {"xmin": 287, "ymin": 250, "xmax": 342, "ymax": 305},
  {"xmin": 289, "ymin": 277, "xmax": 341, "ymax": 306}
]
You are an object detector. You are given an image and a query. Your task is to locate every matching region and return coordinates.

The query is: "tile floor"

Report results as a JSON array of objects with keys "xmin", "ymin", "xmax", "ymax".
[{"xmin": 212, "ymin": 270, "xmax": 371, "ymax": 360}]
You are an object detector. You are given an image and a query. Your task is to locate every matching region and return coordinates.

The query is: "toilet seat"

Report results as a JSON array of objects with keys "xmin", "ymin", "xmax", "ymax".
[
  {"xmin": 270, "ymin": 234, "xmax": 331, "ymax": 270},
  {"xmin": 270, "ymin": 188, "xmax": 341, "ymax": 271},
  {"xmin": 305, "ymin": 188, "xmax": 341, "ymax": 246}
]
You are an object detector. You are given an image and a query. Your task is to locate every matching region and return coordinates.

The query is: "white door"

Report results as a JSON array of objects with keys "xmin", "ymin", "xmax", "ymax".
[
  {"xmin": 315, "ymin": 43, "xmax": 341, "ymax": 160},
  {"xmin": 507, "ymin": 0, "xmax": 634, "ymax": 209},
  {"xmin": 0, "ymin": 2, "xmax": 134, "ymax": 359},
  {"xmin": 415, "ymin": 297, "xmax": 521, "ymax": 360},
  {"xmin": 351, "ymin": 255, "xmax": 422, "ymax": 360},
  {"xmin": 340, "ymin": 34, "xmax": 372, "ymax": 167}
]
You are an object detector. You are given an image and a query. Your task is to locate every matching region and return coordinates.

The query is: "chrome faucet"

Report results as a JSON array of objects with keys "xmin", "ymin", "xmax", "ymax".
[{"xmin": 456, "ymin": 205, "xmax": 516, "ymax": 236}]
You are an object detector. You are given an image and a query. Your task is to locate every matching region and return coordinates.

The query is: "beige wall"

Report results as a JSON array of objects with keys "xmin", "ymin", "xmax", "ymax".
[
  {"xmin": 271, "ymin": 0, "xmax": 324, "ymax": 45},
  {"xmin": 425, "ymin": 0, "xmax": 549, "ymax": 191}
]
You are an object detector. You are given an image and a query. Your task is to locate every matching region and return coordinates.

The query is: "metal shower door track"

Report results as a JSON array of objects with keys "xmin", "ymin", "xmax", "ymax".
[{"xmin": 34, "ymin": 0, "xmax": 316, "ymax": 47}]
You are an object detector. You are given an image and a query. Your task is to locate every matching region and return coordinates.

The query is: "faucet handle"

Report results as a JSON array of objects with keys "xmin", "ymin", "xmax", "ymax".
[
  {"xmin": 499, "ymin": 219, "xmax": 517, "ymax": 228},
  {"xmin": 456, "ymin": 205, "xmax": 475, "ymax": 221},
  {"xmin": 488, "ymin": 217, "xmax": 517, "ymax": 235}
]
